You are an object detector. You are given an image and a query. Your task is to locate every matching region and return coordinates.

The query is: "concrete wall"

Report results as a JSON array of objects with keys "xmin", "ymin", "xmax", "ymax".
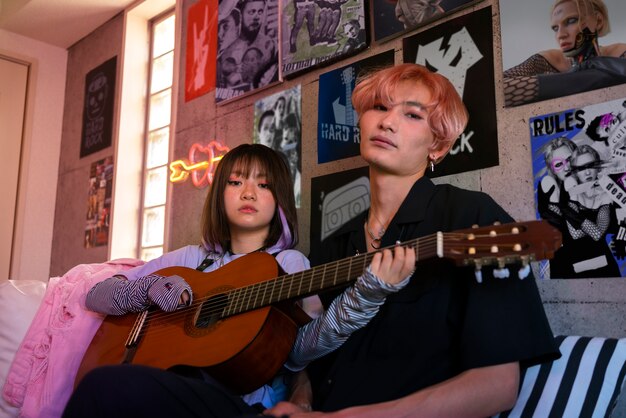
[
  {"xmin": 49, "ymin": 0, "xmax": 626, "ymax": 341},
  {"xmin": 49, "ymin": 15, "xmax": 124, "ymax": 276},
  {"xmin": 172, "ymin": 0, "xmax": 626, "ymax": 341}
]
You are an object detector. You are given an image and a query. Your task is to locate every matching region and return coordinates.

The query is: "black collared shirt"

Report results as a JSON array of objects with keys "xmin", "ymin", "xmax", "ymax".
[{"xmin": 308, "ymin": 177, "xmax": 560, "ymax": 411}]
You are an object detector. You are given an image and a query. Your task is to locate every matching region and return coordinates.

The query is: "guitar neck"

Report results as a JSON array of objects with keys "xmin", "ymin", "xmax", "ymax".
[
  {"xmin": 219, "ymin": 220, "xmax": 561, "ymax": 319},
  {"xmin": 223, "ymin": 234, "xmax": 441, "ymax": 317}
]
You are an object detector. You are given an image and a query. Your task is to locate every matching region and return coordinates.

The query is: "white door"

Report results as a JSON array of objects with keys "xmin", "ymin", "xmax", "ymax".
[{"xmin": 0, "ymin": 56, "xmax": 29, "ymax": 281}]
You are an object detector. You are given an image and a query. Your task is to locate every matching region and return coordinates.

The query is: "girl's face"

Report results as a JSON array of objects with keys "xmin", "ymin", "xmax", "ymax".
[
  {"xmin": 549, "ymin": 145, "xmax": 574, "ymax": 181},
  {"xmin": 223, "ymin": 164, "xmax": 276, "ymax": 238},
  {"xmin": 359, "ymin": 80, "xmax": 440, "ymax": 177},
  {"xmin": 572, "ymin": 152, "xmax": 599, "ymax": 183}
]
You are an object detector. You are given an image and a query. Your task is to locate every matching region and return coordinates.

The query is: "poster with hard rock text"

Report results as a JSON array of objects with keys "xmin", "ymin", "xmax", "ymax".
[{"xmin": 317, "ymin": 50, "xmax": 395, "ymax": 163}]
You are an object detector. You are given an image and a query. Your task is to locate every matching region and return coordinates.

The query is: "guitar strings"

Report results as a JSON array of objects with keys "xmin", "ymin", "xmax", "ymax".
[
  {"xmin": 129, "ymin": 233, "xmax": 520, "ymax": 339},
  {"xmin": 125, "ymin": 230, "xmax": 528, "ymax": 340},
  {"xmin": 136, "ymin": 233, "xmax": 519, "ymax": 336}
]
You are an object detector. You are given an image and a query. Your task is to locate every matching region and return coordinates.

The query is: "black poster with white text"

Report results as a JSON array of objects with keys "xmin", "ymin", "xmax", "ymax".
[
  {"xmin": 80, "ymin": 56, "xmax": 117, "ymax": 158},
  {"xmin": 403, "ymin": 7, "xmax": 498, "ymax": 177}
]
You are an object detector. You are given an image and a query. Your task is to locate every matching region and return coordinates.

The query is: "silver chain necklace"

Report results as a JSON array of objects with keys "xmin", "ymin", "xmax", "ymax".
[{"xmin": 365, "ymin": 218, "xmax": 385, "ymax": 249}]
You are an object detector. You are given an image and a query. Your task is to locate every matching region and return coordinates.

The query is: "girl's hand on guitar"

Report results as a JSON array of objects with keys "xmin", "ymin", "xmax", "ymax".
[
  {"xmin": 369, "ymin": 244, "xmax": 416, "ymax": 286},
  {"xmin": 147, "ymin": 274, "xmax": 193, "ymax": 312},
  {"xmin": 264, "ymin": 401, "xmax": 334, "ymax": 417},
  {"xmin": 263, "ymin": 401, "xmax": 310, "ymax": 416}
]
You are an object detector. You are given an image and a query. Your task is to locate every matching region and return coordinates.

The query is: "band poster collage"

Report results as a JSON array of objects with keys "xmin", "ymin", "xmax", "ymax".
[{"xmin": 183, "ymin": 0, "xmax": 626, "ymax": 279}]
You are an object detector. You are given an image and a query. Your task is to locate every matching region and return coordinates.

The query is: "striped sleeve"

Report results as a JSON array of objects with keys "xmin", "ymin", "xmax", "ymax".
[
  {"xmin": 495, "ymin": 336, "xmax": 626, "ymax": 418},
  {"xmin": 285, "ymin": 266, "xmax": 410, "ymax": 371},
  {"xmin": 86, "ymin": 274, "xmax": 192, "ymax": 315}
]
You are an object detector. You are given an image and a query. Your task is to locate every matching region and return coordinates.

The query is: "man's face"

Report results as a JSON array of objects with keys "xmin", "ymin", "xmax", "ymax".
[
  {"xmin": 359, "ymin": 80, "xmax": 438, "ymax": 177},
  {"xmin": 242, "ymin": 1, "xmax": 265, "ymax": 34}
]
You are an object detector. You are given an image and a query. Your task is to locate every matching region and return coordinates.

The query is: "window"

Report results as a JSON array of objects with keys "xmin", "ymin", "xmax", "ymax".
[{"xmin": 140, "ymin": 12, "xmax": 176, "ymax": 261}]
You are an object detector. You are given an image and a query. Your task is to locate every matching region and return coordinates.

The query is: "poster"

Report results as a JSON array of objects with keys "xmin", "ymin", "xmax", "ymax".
[
  {"xmin": 500, "ymin": 0, "xmax": 626, "ymax": 107},
  {"xmin": 85, "ymin": 156, "xmax": 114, "ymax": 248},
  {"xmin": 403, "ymin": 6, "xmax": 498, "ymax": 177},
  {"xmin": 372, "ymin": 0, "xmax": 476, "ymax": 43},
  {"xmin": 281, "ymin": 0, "xmax": 367, "ymax": 78},
  {"xmin": 530, "ymin": 97, "xmax": 626, "ymax": 278},
  {"xmin": 216, "ymin": 0, "xmax": 280, "ymax": 103},
  {"xmin": 253, "ymin": 85, "xmax": 302, "ymax": 207},
  {"xmin": 317, "ymin": 50, "xmax": 395, "ymax": 163},
  {"xmin": 310, "ymin": 166, "xmax": 370, "ymax": 252},
  {"xmin": 185, "ymin": 0, "xmax": 218, "ymax": 102},
  {"xmin": 80, "ymin": 57, "xmax": 117, "ymax": 158}
]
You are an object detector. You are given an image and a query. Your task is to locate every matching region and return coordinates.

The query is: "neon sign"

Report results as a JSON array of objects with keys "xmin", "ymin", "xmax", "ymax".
[{"xmin": 169, "ymin": 141, "xmax": 230, "ymax": 188}]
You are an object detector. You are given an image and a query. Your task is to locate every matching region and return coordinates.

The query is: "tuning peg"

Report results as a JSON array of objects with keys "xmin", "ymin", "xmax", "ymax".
[
  {"xmin": 518, "ymin": 264, "xmax": 531, "ymax": 280},
  {"xmin": 474, "ymin": 259, "xmax": 483, "ymax": 283},
  {"xmin": 474, "ymin": 269, "xmax": 483, "ymax": 283},
  {"xmin": 493, "ymin": 268, "xmax": 510, "ymax": 279}
]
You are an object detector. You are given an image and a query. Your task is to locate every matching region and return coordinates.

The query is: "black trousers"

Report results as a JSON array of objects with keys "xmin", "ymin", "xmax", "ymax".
[{"xmin": 63, "ymin": 364, "xmax": 269, "ymax": 418}]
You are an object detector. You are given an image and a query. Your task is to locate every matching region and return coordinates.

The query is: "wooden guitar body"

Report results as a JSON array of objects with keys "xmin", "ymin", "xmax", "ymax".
[{"xmin": 76, "ymin": 253, "xmax": 307, "ymax": 394}]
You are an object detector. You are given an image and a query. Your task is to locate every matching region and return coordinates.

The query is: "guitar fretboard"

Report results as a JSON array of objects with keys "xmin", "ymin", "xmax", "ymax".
[{"xmin": 222, "ymin": 234, "xmax": 440, "ymax": 317}]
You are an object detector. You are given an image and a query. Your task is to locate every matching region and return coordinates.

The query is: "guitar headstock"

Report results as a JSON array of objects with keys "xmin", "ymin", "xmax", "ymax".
[
  {"xmin": 341, "ymin": 67, "xmax": 355, "ymax": 85},
  {"xmin": 442, "ymin": 220, "xmax": 562, "ymax": 269}
]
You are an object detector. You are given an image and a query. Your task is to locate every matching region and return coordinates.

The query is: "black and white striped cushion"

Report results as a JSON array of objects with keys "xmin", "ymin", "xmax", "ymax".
[{"xmin": 496, "ymin": 335, "xmax": 626, "ymax": 418}]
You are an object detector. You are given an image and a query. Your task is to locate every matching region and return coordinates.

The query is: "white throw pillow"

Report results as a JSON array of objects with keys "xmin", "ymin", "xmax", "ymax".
[{"xmin": 0, "ymin": 280, "xmax": 46, "ymax": 418}]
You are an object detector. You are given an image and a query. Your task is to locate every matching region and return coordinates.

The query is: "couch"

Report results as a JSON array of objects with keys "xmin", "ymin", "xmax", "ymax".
[{"xmin": 1, "ymin": 279, "xmax": 625, "ymax": 418}]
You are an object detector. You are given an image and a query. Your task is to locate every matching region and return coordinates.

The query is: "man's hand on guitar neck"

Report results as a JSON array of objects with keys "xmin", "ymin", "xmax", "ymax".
[{"xmin": 369, "ymin": 243, "xmax": 416, "ymax": 286}]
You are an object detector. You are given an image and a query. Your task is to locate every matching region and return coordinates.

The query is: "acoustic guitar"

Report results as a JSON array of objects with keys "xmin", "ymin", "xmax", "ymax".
[{"xmin": 75, "ymin": 220, "xmax": 561, "ymax": 393}]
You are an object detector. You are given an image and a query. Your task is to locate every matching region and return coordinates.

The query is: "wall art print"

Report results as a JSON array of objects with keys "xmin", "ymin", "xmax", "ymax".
[
  {"xmin": 500, "ymin": 0, "xmax": 626, "ymax": 107},
  {"xmin": 252, "ymin": 85, "xmax": 302, "ymax": 207},
  {"xmin": 216, "ymin": 0, "xmax": 280, "ymax": 103},
  {"xmin": 85, "ymin": 156, "xmax": 114, "ymax": 248},
  {"xmin": 185, "ymin": 0, "xmax": 218, "ymax": 102},
  {"xmin": 403, "ymin": 6, "xmax": 498, "ymax": 177},
  {"xmin": 531, "ymin": 97, "xmax": 626, "ymax": 279},
  {"xmin": 80, "ymin": 56, "xmax": 117, "ymax": 158},
  {"xmin": 372, "ymin": 0, "xmax": 477, "ymax": 43},
  {"xmin": 310, "ymin": 166, "xmax": 370, "ymax": 252},
  {"xmin": 281, "ymin": 0, "xmax": 367, "ymax": 78}
]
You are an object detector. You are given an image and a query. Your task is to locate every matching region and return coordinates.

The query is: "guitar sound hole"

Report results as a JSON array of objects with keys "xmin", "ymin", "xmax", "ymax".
[{"xmin": 195, "ymin": 294, "xmax": 227, "ymax": 328}]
